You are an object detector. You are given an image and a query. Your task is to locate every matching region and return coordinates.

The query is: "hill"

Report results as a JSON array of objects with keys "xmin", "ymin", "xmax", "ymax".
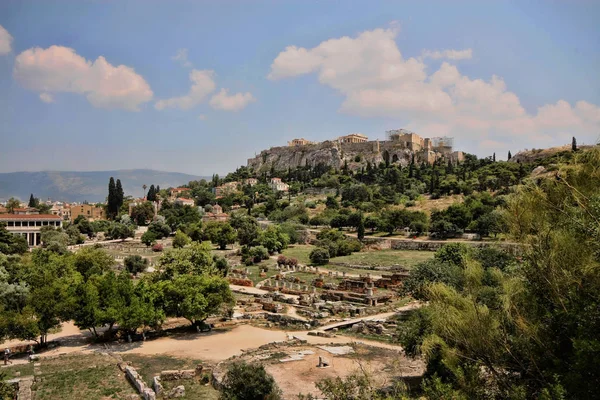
[
  {"xmin": 0, "ymin": 169, "xmax": 206, "ymax": 203},
  {"xmin": 510, "ymin": 144, "xmax": 597, "ymax": 164}
]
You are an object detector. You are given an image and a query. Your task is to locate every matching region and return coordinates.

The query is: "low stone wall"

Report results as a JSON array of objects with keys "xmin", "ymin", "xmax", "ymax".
[{"xmin": 125, "ymin": 366, "xmax": 156, "ymax": 400}]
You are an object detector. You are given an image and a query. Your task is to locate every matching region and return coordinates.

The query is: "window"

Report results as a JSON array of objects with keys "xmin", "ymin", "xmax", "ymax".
[
  {"xmin": 7, "ymin": 221, "xmax": 14, "ymax": 227},
  {"xmin": 36, "ymin": 221, "xmax": 41, "ymax": 226}
]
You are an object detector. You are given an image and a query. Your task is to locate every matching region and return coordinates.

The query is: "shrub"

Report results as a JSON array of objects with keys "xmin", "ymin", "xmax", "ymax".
[
  {"xmin": 250, "ymin": 246, "xmax": 269, "ymax": 263},
  {"xmin": 151, "ymin": 243, "xmax": 163, "ymax": 252},
  {"xmin": 124, "ymin": 255, "xmax": 148, "ymax": 275},
  {"xmin": 220, "ymin": 362, "xmax": 282, "ymax": 400},
  {"xmin": 309, "ymin": 247, "xmax": 330, "ymax": 265},
  {"xmin": 141, "ymin": 230, "xmax": 158, "ymax": 246},
  {"xmin": 277, "ymin": 255, "xmax": 287, "ymax": 266},
  {"xmin": 172, "ymin": 230, "xmax": 190, "ymax": 248},
  {"xmin": 285, "ymin": 257, "xmax": 298, "ymax": 267}
]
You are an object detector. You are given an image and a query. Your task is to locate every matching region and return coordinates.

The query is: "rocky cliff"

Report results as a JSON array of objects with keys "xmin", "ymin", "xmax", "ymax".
[{"xmin": 247, "ymin": 140, "xmax": 460, "ymax": 173}]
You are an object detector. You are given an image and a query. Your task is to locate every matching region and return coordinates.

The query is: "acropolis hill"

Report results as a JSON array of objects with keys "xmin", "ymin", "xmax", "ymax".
[{"xmin": 247, "ymin": 129, "xmax": 465, "ymax": 173}]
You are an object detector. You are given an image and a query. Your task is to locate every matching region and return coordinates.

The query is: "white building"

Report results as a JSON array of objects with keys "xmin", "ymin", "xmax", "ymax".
[
  {"xmin": 270, "ymin": 178, "xmax": 289, "ymax": 192},
  {"xmin": 175, "ymin": 198, "xmax": 195, "ymax": 207},
  {"xmin": 0, "ymin": 214, "xmax": 63, "ymax": 247}
]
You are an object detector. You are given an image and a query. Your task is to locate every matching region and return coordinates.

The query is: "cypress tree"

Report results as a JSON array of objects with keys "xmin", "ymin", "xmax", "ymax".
[
  {"xmin": 28, "ymin": 194, "xmax": 36, "ymax": 207},
  {"xmin": 508, "ymin": 151, "xmax": 512, "ymax": 160},
  {"xmin": 493, "ymin": 152, "xmax": 496, "ymax": 162},
  {"xmin": 357, "ymin": 214, "xmax": 365, "ymax": 241},
  {"xmin": 572, "ymin": 137, "xmax": 577, "ymax": 152},
  {"xmin": 116, "ymin": 179, "xmax": 124, "ymax": 211},
  {"xmin": 108, "ymin": 177, "xmax": 116, "ymax": 219},
  {"xmin": 147, "ymin": 185, "xmax": 156, "ymax": 201}
]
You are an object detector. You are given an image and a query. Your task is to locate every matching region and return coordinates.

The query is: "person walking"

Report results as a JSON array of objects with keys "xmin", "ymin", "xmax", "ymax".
[{"xmin": 3, "ymin": 348, "xmax": 12, "ymax": 365}]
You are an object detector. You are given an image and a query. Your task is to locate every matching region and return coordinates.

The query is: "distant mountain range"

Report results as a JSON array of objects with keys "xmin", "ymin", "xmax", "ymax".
[{"xmin": 0, "ymin": 169, "xmax": 207, "ymax": 203}]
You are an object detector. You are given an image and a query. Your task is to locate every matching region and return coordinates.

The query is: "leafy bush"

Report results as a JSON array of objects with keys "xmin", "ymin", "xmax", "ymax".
[
  {"xmin": 309, "ymin": 247, "xmax": 330, "ymax": 265},
  {"xmin": 249, "ymin": 246, "xmax": 269, "ymax": 263},
  {"xmin": 151, "ymin": 243, "xmax": 163, "ymax": 252},
  {"xmin": 220, "ymin": 362, "xmax": 282, "ymax": 400},
  {"xmin": 172, "ymin": 230, "xmax": 190, "ymax": 248},
  {"xmin": 124, "ymin": 255, "xmax": 148, "ymax": 275}
]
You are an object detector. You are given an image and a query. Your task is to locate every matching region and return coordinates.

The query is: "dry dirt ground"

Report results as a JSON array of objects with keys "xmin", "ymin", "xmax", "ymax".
[
  {"xmin": 239, "ymin": 343, "xmax": 423, "ymax": 399},
  {"xmin": 3, "ymin": 320, "xmax": 407, "ymax": 364}
]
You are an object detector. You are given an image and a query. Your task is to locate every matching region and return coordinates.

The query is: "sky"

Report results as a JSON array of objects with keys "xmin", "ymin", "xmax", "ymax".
[{"xmin": 0, "ymin": 0, "xmax": 599, "ymax": 175}]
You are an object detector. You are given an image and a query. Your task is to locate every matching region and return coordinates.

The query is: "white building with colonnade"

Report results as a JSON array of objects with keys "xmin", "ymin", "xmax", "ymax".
[{"xmin": 0, "ymin": 214, "xmax": 63, "ymax": 247}]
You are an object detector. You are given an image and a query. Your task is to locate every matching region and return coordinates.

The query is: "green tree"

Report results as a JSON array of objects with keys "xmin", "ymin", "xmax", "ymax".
[
  {"xmin": 40, "ymin": 227, "xmax": 70, "ymax": 254},
  {"xmin": 220, "ymin": 362, "xmax": 282, "ymax": 400},
  {"xmin": 107, "ymin": 223, "xmax": 134, "ymax": 241},
  {"xmin": 123, "ymin": 255, "xmax": 148, "ymax": 275},
  {"xmin": 107, "ymin": 177, "xmax": 117, "ymax": 219},
  {"xmin": 257, "ymin": 225, "xmax": 289, "ymax": 254},
  {"xmin": 160, "ymin": 274, "xmax": 233, "ymax": 327},
  {"xmin": 172, "ymin": 230, "xmax": 191, "ymax": 248},
  {"xmin": 141, "ymin": 230, "xmax": 158, "ymax": 247},
  {"xmin": 0, "ymin": 223, "xmax": 29, "ymax": 254},
  {"xmin": 309, "ymin": 247, "xmax": 330, "ymax": 265},
  {"xmin": 357, "ymin": 214, "xmax": 365, "ymax": 241},
  {"xmin": 404, "ymin": 148, "xmax": 600, "ymax": 399},
  {"xmin": 325, "ymin": 196, "xmax": 339, "ymax": 209},
  {"xmin": 130, "ymin": 202, "xmax": 154, "ymax": 226},
  {"xmin": 572, "ymin": 136, "xmax": 577, "ymax": 151},
  {"xmin": 73, "ymin": 247, "xmax": 114, "ymax": 280},
  {"xmin": 6, "ymin": 198, "xmax": 20, "ymax": 213},
  {"xmin": 28, "ymin": 193, "xmax": 36, "ymax": 207},
  {"xmin": 116, "ymin": 179, "xmax": 124, "ymax": 212}
]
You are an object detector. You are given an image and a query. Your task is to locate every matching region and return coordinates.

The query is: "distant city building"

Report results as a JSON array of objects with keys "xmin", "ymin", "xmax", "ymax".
[
  {"xmin": 70, "ymin": 204, "xmax": 106, "ymax": 221},
  {"xmin": 170, "ymin": 187, "xmax": 191, "ymax": 198},
  {"xmin": 213, "ymin": 181, "xmax": 240, "ymax": 198},
  {"xmin": 338, "ymin": 133, "xmax": 368, "ymax": 143},
  {"xmin": 288, "ymin": 138, "xmax": 313, "ymax": 146},
  {"xmin": 175, "ymin": 198, "xmax": 195, "ymax": 207},
  {"xmin": 244, "ymin": 178, "xmax": 258, "ymax": 186},
  {"xmin": 0, "ymin": 214, "xmax": 62, "ymax": 247},
  {"xmin": 270, "ymin": 178, "xmax": 289, "ymax": 192},
  {"xmin": 202, "ymin": 204, "xmax": 229, "ymax": 222}
]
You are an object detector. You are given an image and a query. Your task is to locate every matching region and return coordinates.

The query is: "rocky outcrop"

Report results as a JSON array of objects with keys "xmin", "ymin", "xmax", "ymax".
[{"xmin": 247, "ymin": 140, "xmax": 458, "ymax": 173}]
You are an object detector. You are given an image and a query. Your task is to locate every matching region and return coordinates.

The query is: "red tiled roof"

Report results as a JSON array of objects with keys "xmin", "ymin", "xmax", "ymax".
[{"xmin": 0, "ymin": 214, "xmax": 62, "ymax": 220}]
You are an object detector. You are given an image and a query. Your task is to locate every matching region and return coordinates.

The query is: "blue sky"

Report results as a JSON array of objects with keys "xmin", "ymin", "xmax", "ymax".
[{"xmin": 1, "ymin": 0, "xmax": 599, "ymax": 175}]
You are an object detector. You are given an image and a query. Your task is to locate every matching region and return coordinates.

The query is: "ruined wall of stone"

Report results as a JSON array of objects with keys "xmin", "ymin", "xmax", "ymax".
[{"xmin": 247, "ymin": 140, "xmax": 453, "ymax": 172}]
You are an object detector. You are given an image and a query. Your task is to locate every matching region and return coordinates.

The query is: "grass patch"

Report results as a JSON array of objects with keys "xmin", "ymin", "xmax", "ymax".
[
  {"xmin": 33, "ymin": 352, "xmax": 138, "ymax": 400},
  {"xmin": 121, "ymin": 354, "xmax": 219, "ymax": 399},
  {"xmin": 330, "ymin": 249, "xmax": 433, "ymax": 270},
  {"xmin": 244, "ymin": 261, "xmax": 279, "ymax": 285},
  {"xmin": 281, "ymin": 245, "xmax": 315, "ymax": 265},
  {"xmin": 1, "ymin": 362, "xmax": 34, "ymax": 379}
]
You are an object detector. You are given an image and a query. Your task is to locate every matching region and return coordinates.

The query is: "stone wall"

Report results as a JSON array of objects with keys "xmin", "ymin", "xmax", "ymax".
[{"xmin": 125, "ymin": 366, "xmax": 156, "ymax": 400}]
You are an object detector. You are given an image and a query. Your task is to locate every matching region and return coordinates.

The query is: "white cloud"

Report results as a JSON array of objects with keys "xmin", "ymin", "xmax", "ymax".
[
  {"xmin": 0, "ymin": 24, "xmax": 14, "ymax": 55},
  {"xmin": 209, "ymin": 89, "xmax": 255, "ymax": 111},
  {"xmin": 172, "ymin": 48, "xmax": 192, "ymax": 68},
  {"xmin": 198, "ymin": 114, "xmax": 207, "ymax": 120},
  {"xmin": 14, "ymin": 45, "xmax": 153, "ymax": 111},
  {"xmin": 154, "ymin": 69, "xmax": 216, "ymax": 110},
  {"xmin": 421, "ymin": 48, "xmax": 473, "ymax": 60},
  {"xmin": 269, "ymin": 27, "xmax": 600, "ymax": 153},
  {"xmin": 39, "ymin": 93, "xmax": 54, "ymax": 103}
]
